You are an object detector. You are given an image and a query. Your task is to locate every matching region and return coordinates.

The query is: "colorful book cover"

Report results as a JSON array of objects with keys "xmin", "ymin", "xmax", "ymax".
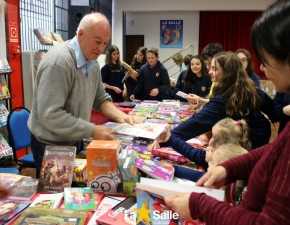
[
  {"xmin": 113, "ymin": 122, "xmax": 167, "ymax": 140},
  {"xmin": 135, "ymin": 188, "xmax": 205, "ymax": 225},
  {"xmin": 0, "ymin": 173, "xmax": 29, "ymax": 187},
  {"xmin": 51, "ymin": 31, "xmax": 64, "ymax": 43},
  {"xmin": 0, "ymin": 75, "xmax": 10, "ymax": 100},
  {"xmin": 37, "ymin": 146, "xmax": 76, "ymax": 193},
  {"xmin": 33, "ymin": 28, "xmax": 53, "ymax": 45},
  {"xmin": 86, "ymin": 140, "xmax": 121, "ymax": 193},
  {"xmin": 151, "ymin": 147, "xmax": 189, "ymax": 163},
  {"xmin": 0, "ymin": 103, "xmax": 9, "ymax": 127},
  {"xmin": 35, "ymin": 49, "xmax": 48, "ymax": 60},
  {"xmin": 157, "ymin": 106, "xmax": 176, "ymax": 112},
  {"xmin": 144, "ymin": 118, "xmax": 167, "ymax": 124},
  {"xmin": 135, "ymin": 158, "xmax": 174, "ymax": 181},
  {"xmin": 13, "ymin": 208, "xmax": 88, "ymax": 225},
  {"xmin": 30, "ymin": 193, "xmax": 63, "ymax": 209},
  {"xmin": 73, "ymin": 158, "xmax": 87, "ymax": 182},
  {"xmin": 133, "ymin": 106, "xmax": 158, "ymax": 113},
  {"xmin": 0, "ymin": 58, "xmax": 12, "ymax": 74},
  {"xmin": 64, "ymin": 187, "xmax": 96, "ymax": 211},
  {"xmin": 0, "ymin": 200, "xmax": 31, "ymax": 225},
  {"xmin": 0, "ymin": 133, "xmax": 13, "ymax": 159},
  {"xmin": 9, "ymin": 177, "xmax": 38, "ymax": 201},
  {"xmin": 96, "ymin": 196, "xmax": 137, "ymax": 225}
]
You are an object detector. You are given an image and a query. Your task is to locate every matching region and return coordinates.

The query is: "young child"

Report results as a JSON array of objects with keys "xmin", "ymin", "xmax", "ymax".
[
  {"xmin": 129, "ymin": 47, "xmax": 170, "ymax": 101},
  {"xmin": 101, "ymin": 45, "xmax": 128, "ymax": 102},
  {"xmin": 158, "ymin": 118, "xmax": 250, "ymax": 182},
  {"xmin": 208, "ymin": 143, "xmax": 248, "ymax": 205}
]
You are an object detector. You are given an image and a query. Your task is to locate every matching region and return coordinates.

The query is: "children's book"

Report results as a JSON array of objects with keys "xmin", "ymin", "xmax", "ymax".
[
  {"xmin": 0, "ymin": 200, "xmax": 31, "ymax": 225},
  {"xmin": 134, "ymin": 177, "xmax": 225, "ymax": 225},
  {"xmin": 176, "ymin": 90, "xmax": 189, "ymax": 99},
  {"xmin": 0, "ymin": 133, "xmax": 13, "ymax": 159},
  {"xmin": 37, "ymin": 146, "xmax": 76, "ymax": 193},
  {"xmin": 133, "ymin": 106, "xmax": 158, "ymax": 113},
  {"xmin": 135, "ymin": 158, "xmax": 174, "ymax": 181},
  {"xmin": 102, "ymin": 121, "xmax": 121, "ymax": 129},
  {"xmin": 119, "ymin": 101, "xmax": 137, "ymax": 108},
  {"xmin": 86, "ymin": 140, "xmax": 121, "ymax": 193},
  {"xmin": 96, "ymin": 196, "xmax": 137, "ymax": 225},
  {"xmin": 87, "ymin": 195, "xmax": 127, "ymax": 225},
  {"xmin": 0, "ymin": 58, "xmax": 12, "ymax": 73},
  {"xmin": 33, "ymin": 28, "xmax": 54, "ymax": 45},
  {"xmin": 121, "ymin": 61, "xmax": 134, "ymax": 72},
  {"xmin": 144, "ymin": 118, "xmax": 168, "ymax": 124},
  {"xmin": 35, "ymin": 49, "xmax": 48, "ymax": 60},
  {"xmin": 0, "ymin": 75, "xmax": 10, "ymax": 100},
  {"xmin": 64, "ymin": 187, "xmax": 96, "ymax": 211},
  {"xmin": 51, "ymin": 31, "xmax": 64, "ymax": 43},
  {"xmin": 0, "ymin": 103, "xmax": 9, "ymax": 127},
  {"xmin": 113, "ymin": 122, "xmax": 167, "ymax": 140},
  {"xmin": 9, "ymin": 177, "xmax": 38, "ymax": 200},
  {"xmin": 0, "ymin": 173, "xmax": 30, "ymax": 187},
  {"xmin": 151, "ymin": 147, "xmax": 189, "ymax": 163},
  {"xmin": 13, "ymin": 208, "xmax": 89, "ymax": 225},
  {"xmin": 73, "ymin": 158, "xmax": 87, "ymax": 182},
  {"xmin": 29, "ymin": 193, "xmax": 63, "ymax": 209}
]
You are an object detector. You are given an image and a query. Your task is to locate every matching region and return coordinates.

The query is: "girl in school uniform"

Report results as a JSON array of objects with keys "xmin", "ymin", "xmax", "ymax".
[
  {"xmin": 130, "ymin": 47, "xmax": 170, "ymax": 101},
  {"xmin": 170, "ymin": 51, "xmax": 277, "ymax": 149},
  {"xmin": 124, "ymin": 46, "xmax": 147, "ymax": 100},
  {"xmin": 101, "ymin": 45, "xmax": 128, "ymax": 102}
]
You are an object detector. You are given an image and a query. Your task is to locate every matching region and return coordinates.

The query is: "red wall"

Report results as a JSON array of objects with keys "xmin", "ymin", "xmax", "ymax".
[{"xmin": 6, "ymin": 0, "xmax": 24, "ymax": 108}]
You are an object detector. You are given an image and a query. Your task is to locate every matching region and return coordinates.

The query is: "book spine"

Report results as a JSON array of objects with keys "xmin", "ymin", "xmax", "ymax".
[{"xmin": 151, "ymin": 149, "xmax": 187, "ymax": 163}]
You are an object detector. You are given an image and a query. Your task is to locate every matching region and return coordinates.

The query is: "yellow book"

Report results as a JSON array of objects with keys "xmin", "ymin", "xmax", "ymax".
[
  {"xmin": 121, "ymin": 61, "xmax": 134, "ymax": 72},
  {"xmin": 74, "ymin": 158, "xmax": 87, "ymax": 182}
]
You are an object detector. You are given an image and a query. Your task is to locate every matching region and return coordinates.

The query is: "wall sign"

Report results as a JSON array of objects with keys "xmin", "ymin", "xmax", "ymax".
[{"xmin": 160, "ymin": 20, "xmax": 183, "ymax": 48}]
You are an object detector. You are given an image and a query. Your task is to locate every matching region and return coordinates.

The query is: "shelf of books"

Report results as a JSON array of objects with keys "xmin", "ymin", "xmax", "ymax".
[
  {"xmin": 30, "ymin": 28, "xmax": 64, "ymax": 91},
  {"xmin": 0, "ymin": 58, "xmax": 14, "ymax": 162},
  {"xmin": 0, "ymin": 100, "xmax": 226, "ymax": 225}
]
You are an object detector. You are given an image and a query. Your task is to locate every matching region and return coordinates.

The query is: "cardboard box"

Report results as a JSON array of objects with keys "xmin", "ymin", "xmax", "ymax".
[{"xmin": 86, "ymin": 140, "xmax": 121, "ymax": 193}]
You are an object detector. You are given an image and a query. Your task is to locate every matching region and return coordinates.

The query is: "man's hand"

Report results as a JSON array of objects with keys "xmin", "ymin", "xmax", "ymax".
[
  {"xmin": 118, "ymin": 114, "xmax": 135, "ymax": 125},
  {"xmin": 92, "ymin": 125, "xmax": 116, "ymax": 140}
]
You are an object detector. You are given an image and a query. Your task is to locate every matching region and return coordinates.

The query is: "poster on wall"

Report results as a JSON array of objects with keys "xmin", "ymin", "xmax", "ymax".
[{"xmin": 160, "ymin": 20, "xmax": 183, "ymax": 48}]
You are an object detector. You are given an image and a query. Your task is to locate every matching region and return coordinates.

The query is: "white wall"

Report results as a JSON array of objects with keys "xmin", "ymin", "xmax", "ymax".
[
  {"xmin": 0, "ymin": 3, "xmax": 6, "ymax": 58},
  {"xmin": 112, "ymin": 0, "xmax": 275, "ymax": 56}
]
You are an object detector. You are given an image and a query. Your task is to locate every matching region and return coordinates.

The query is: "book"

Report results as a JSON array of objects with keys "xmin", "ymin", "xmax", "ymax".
[
  {"xmin": 29, "ymin": 193, "xmax": 63, "ymax": 209},
  {"xmin": 113, "ymin": 122, "xmax": 167, "ymax": 140},
  {"xmin": 33, "ymin": 28, "xmax": 53, "ymax": 45},
  {"xmin": 13, "ymin": 208, "xmax": 89, "ymax": 225},
  {"xmin": 73, "ymin": 158, "xmax": 87, "ymax": 182},
  {"xmin": 0, "ymin": 173, "xmax": 29, "ymax": 187},
  {"xmin": 0, "ymin": 133, "xmax": 13, "ymax": 159},
  {"xmin": 0, "ymin": 103, "xmax": 9, "ymax": 127},
  {"xmin": 134, "ymin": 178, "xmax": 224, "ymax": 225},
  {"xmin": 35, "ymin": 49, "xmax": 48, "ymax": 60},
  {"xmin": 0, "ymin": 75, "xmax": 10, "ymax": 100},
  {"xmin": 87, "ymin": 195, "xmax": 127, "ymax": 225},
  {"xmin": 133, "ymin": 106, "xmax": 158, "ymax": 113},
  {"xmin": 151, "ymin": 147, "xmax": 189, "ymax": 163},
  {"xmin": 0, "ymin": 200, "xmax": 31, "ymax": 225},
  {"xmin": 86, "ymin": 140, "xmax": 121, "ymax": 193},
  {"xmin": 37, "ymin": 146, "xmax": 76, "ymax": 193},
  {"xmin": 9, "ymin": 177, "xmax": 38, "ymax": 200},
  {"xmin": 51, "ymin": 31, "xmax": 64, "ymax": 43},
  {"xmin": 176, "ymin": 90, "xmax": 189, "ymax": 99},
  {"xmin": 135, "ymin": 158, "xmax": 174, "ymax": 181},
  {"xmin": 0, "ymin": 58, "xmax": 12, "ymax": 74},
  {"xmin": 121, "ymin": 61, "xmax": 134, "ymax": 72},
  {"xmin": 96, "ymin": 196, "xmax": 137, "ymax": 225},
  {"xmin": 119, "ymin": 102, "xmax": 137, "ymax": 108},
  {"xmin": 64, "ymin": 187, "xmax": 96, "ymax": 211}
]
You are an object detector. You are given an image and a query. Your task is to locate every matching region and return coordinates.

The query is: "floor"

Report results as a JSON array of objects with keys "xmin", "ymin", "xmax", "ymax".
[{"xmin": 9, "ymin": 123, "xmax": 279, "ymax": 179}]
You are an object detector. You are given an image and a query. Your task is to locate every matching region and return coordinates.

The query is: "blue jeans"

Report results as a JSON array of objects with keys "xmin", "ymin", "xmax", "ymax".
[{"xmin": 30, "ymin": 134, "xmax": 83, "ymax": 178}]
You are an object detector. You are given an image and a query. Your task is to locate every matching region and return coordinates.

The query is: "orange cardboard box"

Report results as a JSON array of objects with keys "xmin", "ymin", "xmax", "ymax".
[{"xmin": 86, "ymin": 140, "xmax": 121, "ymax": 193}]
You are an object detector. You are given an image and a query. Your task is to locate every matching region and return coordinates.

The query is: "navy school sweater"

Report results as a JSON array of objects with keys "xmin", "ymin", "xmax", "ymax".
[
  {"xmin": 171, "ymin": 88, "xmax": 278, "ymax": 150},
  {"xmin": 101, "ymin": 64, "xmax": 125, "ymax": 95},
  {"xmin": 132, "ymin": 61, "xmax": 170, "ymax": 101}
]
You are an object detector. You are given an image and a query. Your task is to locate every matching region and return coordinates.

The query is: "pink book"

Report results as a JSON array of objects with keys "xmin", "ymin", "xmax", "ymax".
[
  {"xmin": 151, "ymin": 147, "xmax": 188, "ymax": 163},
  {"xmin": 135, "ymin": 158, "xmax": 174, "ymax": 181}
]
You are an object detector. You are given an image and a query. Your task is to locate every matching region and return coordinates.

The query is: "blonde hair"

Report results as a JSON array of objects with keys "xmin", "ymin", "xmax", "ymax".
[
  {"xmin": 172, "ymin": 53, "xmax": 184, "ymax": 67},
  {"xmin": 212, "ymin": 143, "xmax": 248, "ymax": 204},
  {"xmin": 212, "ymin": 143, "xmax": 248, "ymax": 164},
  {"xmin": 214, "ymin": 118, "xmax": 251, "ymax": 150}
]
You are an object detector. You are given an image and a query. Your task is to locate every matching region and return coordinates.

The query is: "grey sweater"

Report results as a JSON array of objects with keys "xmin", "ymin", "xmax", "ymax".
[{"xmin": 28, "ymin": 42, "xmax": 111, "ymax": 145}]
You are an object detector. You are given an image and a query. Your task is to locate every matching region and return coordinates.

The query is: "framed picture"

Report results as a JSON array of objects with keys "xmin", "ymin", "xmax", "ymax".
[{"xmin": 160, "ymin": 20, "xmax": 183, "ymax": 48}]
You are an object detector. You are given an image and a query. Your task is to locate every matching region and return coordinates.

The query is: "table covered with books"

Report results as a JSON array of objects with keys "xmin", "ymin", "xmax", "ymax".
[{"xmin": 0, "ymin": 100, "xmax": 225, "ymax": 225}]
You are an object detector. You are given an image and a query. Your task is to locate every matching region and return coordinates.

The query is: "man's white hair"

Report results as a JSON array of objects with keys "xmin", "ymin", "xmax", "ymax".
[{"xmin": 76, "ymin": 12, "xmax": 109, "ymax": 35}]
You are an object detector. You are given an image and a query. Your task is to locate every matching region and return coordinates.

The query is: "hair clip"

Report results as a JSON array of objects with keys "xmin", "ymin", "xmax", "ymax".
[{"xmin": 237, "ymin": 120, "xmax": 241, "ymax": 126}]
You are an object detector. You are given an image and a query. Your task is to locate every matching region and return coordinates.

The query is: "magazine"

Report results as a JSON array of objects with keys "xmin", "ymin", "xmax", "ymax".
[
  {"xmin": 0, "ymin": 200, "xmax": 31, "ymax": 225},
  {"xmin": 0, "ymin": 133, "xmax": 13, "ymax": 159},
  {"xmin": 0, "ymin": 173, "xmax": 29, "ymax": 187},
  {"xmin": 9, "ymin": 177, "xmax": 38, "ymax": 200},
  {"xmin": 0, "ymin": 58, "xmax": 12, "ymax": 74},
  {"xmin": 29, "ymin": 193, "xmax": 63, "ymax": 209}
]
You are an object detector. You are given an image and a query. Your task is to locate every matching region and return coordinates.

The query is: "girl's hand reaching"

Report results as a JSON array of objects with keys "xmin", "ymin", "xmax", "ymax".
[{"xmin": 157, "ymin": 126, "xmax": 171, "ymax": 143}]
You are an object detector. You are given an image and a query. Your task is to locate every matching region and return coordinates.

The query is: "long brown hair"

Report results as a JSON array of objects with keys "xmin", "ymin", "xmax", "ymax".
[
  {"xmin": 105, "ymin": 45, "xmax": 122, "ymax": 71},
  {"xmin": 235, "ymin": 48, "xmax": 255, "ymax": 77},
  {"xmin": 211, "ymin": 51, "xmax": 261, "ymax": 117}
]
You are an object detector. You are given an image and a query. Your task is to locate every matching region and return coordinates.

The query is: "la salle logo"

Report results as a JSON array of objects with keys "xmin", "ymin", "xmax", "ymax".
[
  {"xmin": 156, "ymin": 72, "xmax": 160, "ymax": 77},
  {"xmin": 202, "ymin": 86, "xmax": 206, "ymax": 92}
]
